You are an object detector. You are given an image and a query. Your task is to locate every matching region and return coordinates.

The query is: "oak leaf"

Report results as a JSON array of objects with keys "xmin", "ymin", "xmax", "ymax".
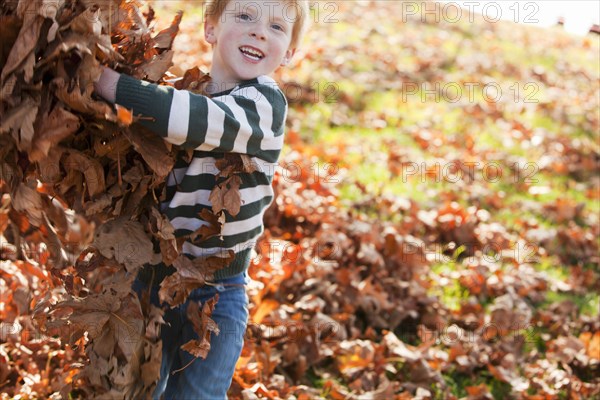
[{"xmin": 210, "ymin": 175, "xmax": 242, "ymax": 217}]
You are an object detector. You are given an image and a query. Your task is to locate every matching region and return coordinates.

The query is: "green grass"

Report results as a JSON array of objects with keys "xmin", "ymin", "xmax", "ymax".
[
  {"xmin": 429, "ymin": 255, "xmax": 472, "ymax": 312},
  {"xmin": 543, "ymin": 291, "xmax": 600, "ymax": 318},
  {"xmin": 438, "ymin": 369, "xmax": 514, "ymax": 400}
]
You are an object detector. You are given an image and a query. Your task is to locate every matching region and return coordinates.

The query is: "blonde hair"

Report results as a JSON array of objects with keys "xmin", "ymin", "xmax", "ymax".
[{"xmin": 204, "ymin": 0, "xmax": 309, "ymax": 49}]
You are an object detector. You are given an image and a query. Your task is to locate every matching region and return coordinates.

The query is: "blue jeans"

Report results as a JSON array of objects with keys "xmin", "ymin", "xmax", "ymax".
[{"xmin": 134, "ymin": 272, "xmax": 249, "ymax": 400}]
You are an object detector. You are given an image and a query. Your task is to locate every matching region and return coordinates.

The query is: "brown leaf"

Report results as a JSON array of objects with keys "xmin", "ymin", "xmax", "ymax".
[
  {"xmin": 1, "ymin": 15, "xmax": 43, "ymax": 81},
  {"xmin": 92, "ymin": 217, "xmax": 154, "ymax": 273},
  {"xmin": 209, "ymin": 184, "xmax": 226, "ymax": 215},
  {"xmin": 181, "ymin": 295, "xmax": 220, "ymax": 359},
  {"xmin": 137, "ymin": 50, "xmax": 173, "ymax": 82},
  {"xmin": 150, "ymin": 207, "xmax": 179, "ymax": 265},
  {"xmin": 174, "ymin": 66, "xmax": 211, "ymax": 94},
  {"xmin": 487, "ymin": 363, "xmax": 529, "ymax": 392},
  {"xmin": 84, "ymin": 194, "xmax": 113, "ymax": 217},
  {"xmin": 209, "ymin": 175, "xmax": 242, "ymax": 216},
  {"xmin": 152, "ymin": 11, "xmax": 182, "ymax": 49},
  {"xmin": 0, "ymin": 16, "xmax": 22, "ymax": 70},
  {"xmin": 64, "ymin": 149, "xmax": 106, "ymax": 197},
  {"xmin": 122, "ymin": 125, "xmax": 175, "ymax": 181},
  {"xmin": 94, "ymin": 0, "xmax": 123, "ymax": 34},
  {"xmin": 192, "ymin": 250, "xmax": 235, "ymax": 277},
  {"xmin": 223, "ymin": 175, "xmax": 242, "ymax": 217},
  {"xmin": 579, "ymin": 331, "xmax": 600, "ymax": 361},
  {"xmin": 140, "ymin": 340, "xmax": 162, "ymax": 387},
  {"xmin": 93, "ymin": 129, "xmax": 132, "ymax": 159},
  {"xmin": 69, "ymin": 5, "xmax": 102, "ymax": 36},
  {"xmin": 383, "ymin": 331, "xmax": 421, "ymax": 362},
  {"xmin": 159, "ymin": 255, "xmax": 206, "ymax": 307},
  {"xmin": 53, "ymin": 78, "xmax": 115, "ymax": 120},
  {"xmin": 0, "ymin": 97, "xmax": 39, "ymax": 152},
  {"xmin": 39, "ymin": 32, "xmax": 93, "ymax": 66},
  {"xmin": 465, "ymin": 383, "xmax": 493, "ymax": 399},
  {"xmin": 65, "ymin": 38, "xmax": 104, "ymax": 90},
  {"xmin": 35, "ymin": 281, "xmax": 125, "ymax": 343},
  {"xmin": 188, "ymin": 208, "xmax": 223, "ymax": 244},
  {"xmin": 12, "ymin": 183, "xmax": 44, "ymax": 227},
  {"xmin": 30, "ymin": 105, "xmax": 80, "ymax": 161},
  {"xmin": 16, "ymin": 0, "xmax": 61, "ymax": 20},
  {"xmin": 158, "ymin": 250, "xmax": 233, "ymax": 307},
  {"xmin": 239, "ymin": 154, "xmax": 261, "ymax": 174},
  {"xmin": 215, "ymin": 153, "xmax": 243, "ymax": 177}
]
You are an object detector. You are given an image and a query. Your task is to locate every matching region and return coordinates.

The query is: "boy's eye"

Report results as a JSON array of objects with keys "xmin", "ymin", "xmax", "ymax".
[
  {"xmin": 238, "ymin": 13, "xmax": 251, "ymax": 21},
  {"xmin": 271, "ymin": 23, "xmax": 284, "ymax": 31}
]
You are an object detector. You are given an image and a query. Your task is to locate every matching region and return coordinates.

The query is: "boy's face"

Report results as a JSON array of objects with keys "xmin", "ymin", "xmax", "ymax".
[{"xmin": 205, "ymin": 0, "xmax": 296, "ymax": 87}]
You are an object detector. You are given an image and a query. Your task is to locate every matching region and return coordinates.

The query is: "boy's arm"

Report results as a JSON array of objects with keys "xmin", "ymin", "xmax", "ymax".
[{"xmin": 94, "ymin": 68, "xmax": 286, "ymax": 163}]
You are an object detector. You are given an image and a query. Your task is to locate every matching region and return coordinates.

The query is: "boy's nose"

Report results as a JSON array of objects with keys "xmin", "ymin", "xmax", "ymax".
[
  {"xmin": 250, "ymin": 26, "xmax": 267, "ymax": 41},
  {"xmin": 250, "ymin": 32, "xmax": 266, "ymax": 40}
]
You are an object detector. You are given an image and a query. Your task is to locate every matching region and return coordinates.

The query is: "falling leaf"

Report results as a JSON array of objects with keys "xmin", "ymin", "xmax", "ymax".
[
  {"xmin": 181, "ymin": 295, "xmax": 220, "ymax": 359},
  {"xmin": 188, "ymin": 208, "xmax": 223, "ymax": 244},
  {"xmin": 152, "ymin": 11, "xmax": 182, "ymax": 49},
  {"xmin": 138, "ymin": 50, "xmax": 174, "ymax": 82},
  {"xmin": 209, "ymin": 175, "xmax": 242, "ymax": 217},
  {"xmin": 173, "ymin": 66, "xmax": 211, "ymax": 94},
  {"xmin": 158, "ymin": 255, "xmax": 206, "ymax": 307},
  {"xmin": 115, "ymin": 104, "xmax": 134, "ymax": 126}
]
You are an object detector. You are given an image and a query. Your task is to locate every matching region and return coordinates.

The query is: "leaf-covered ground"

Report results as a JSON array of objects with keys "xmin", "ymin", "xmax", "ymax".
[{"xmin": 1, "ymin": 1, "xmax": 599, "ymax": 399}]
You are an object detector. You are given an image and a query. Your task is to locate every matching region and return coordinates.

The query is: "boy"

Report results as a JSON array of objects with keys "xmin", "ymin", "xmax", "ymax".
[{"xmin": 94, "ymin": 0, "xmax": 309, "ymax": 398}]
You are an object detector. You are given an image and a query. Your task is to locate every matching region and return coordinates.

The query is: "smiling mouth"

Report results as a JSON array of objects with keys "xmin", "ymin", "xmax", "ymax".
[{"xmin": 239, "ymin": 46, "xmax": 265, "ymax": 61}]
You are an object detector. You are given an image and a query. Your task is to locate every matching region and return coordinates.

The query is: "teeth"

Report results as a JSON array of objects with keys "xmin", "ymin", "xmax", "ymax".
[{"xmin": 240, "ymin": 46, "xmax": 264, "ymax": 60}]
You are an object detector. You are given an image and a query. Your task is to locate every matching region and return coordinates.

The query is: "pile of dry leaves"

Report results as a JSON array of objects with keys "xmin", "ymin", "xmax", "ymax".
[{"xmin": 0, "ymin": 0, "xmax": 240, "ymax": 398}]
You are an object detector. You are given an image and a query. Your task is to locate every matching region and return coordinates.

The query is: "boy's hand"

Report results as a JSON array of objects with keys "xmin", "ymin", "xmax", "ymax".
[{"xmin": 93, "ymin": 67, "xmax": 120, "ymax": 104}]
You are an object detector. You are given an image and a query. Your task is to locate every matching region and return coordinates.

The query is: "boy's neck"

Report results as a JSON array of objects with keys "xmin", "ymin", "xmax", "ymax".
[
  {"xmin": 206, "ymin": 69, "xmax": 271, "ymax": 95},
  {"xmin": 206, "ymin": 71, "xmax": 249, "ymax": 95},
  {"xmin": 206, "ymin": 74, "xmax": 236, "ymax": 95}
]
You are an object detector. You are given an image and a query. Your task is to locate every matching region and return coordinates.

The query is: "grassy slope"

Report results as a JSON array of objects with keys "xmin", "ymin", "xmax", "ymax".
[{"xmin": 280, "ymin": 1, "xmax": 600, "ymax": 315}]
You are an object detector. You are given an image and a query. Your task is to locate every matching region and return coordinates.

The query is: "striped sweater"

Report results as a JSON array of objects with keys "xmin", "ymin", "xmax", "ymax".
[{"xmin": 112, "ymin": 73, "xmax": 287, "ymax": 279}]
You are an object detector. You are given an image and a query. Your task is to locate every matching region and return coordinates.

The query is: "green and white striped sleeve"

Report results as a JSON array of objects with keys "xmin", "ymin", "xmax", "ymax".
[{"xmin": 115, "ymin": 74, "xmax": 287, "ymax": 163}]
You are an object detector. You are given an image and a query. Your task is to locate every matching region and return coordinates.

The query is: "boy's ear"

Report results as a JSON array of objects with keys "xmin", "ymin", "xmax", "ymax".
[
  {"xmin": 281, "ymin": 48, "xmax": 296, "ymax": 66},
  {"xmin": 204, "ymin": 20, "xmax": 217, "ymax": 44}
]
